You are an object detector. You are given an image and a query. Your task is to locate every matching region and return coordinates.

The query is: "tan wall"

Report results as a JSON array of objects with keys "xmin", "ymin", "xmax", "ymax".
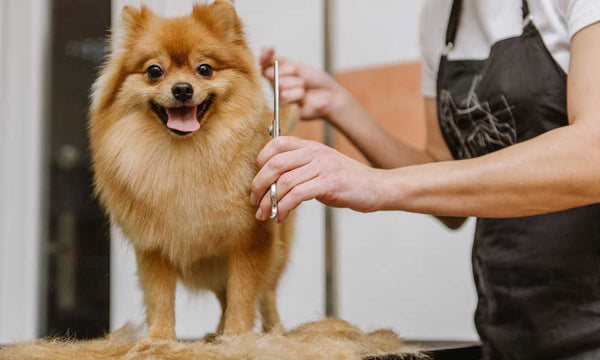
[{"xmin": 335, "ymin": 62, "xmax": 426, "ymax": 161}]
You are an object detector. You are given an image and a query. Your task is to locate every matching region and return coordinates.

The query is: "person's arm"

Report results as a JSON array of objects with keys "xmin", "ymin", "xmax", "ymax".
[
  {"xmin": 333, "ymin": 96, "xmax": 468, "ymax": 228},
  {"xmin": 260, "ymin": 48, "xmax": 434, "ymax": 169},
  {"xmin": 251, "ymin": 23, "xmax": 600, "ymax": 222},
  {"xmin": 317, "ymin": 88, "xmax": 435, "ymax": 168},
  {"xmin": 260, "ymin": 49, "xmax": 467, "ymax": 228},
  {"xmin": 379, "ymin": 22, "xmax": 600, "ymax": 217}
]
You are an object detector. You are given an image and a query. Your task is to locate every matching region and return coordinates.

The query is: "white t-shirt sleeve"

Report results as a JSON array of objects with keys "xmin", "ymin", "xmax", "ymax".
[
  {"xmin": 560, "ymin": 0, "xmax": 600, "ymax": 38},
  {"xmin": 419, "ymin": 0, "xmax": 449, "ymax": 98},
  {"xmin": 419, "ymin": 34, "xmax": 438, "ymax": 99}
]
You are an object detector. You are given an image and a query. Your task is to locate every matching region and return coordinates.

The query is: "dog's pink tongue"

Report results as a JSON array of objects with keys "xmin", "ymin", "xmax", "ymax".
[{"xmin": 166, "ymin": 106, "xmax": 199, "ymax": 133}]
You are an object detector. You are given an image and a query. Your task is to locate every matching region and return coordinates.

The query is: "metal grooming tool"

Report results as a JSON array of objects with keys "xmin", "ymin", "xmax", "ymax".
[{"xmin": 268, "ymin": 60, "xmax": 280, "ymax": 220}]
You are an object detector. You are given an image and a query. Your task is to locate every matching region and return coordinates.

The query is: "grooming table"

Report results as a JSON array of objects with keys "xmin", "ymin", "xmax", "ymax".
[{"xmin": 366, "ymin": 343, "xmax": 482, "ymax": 360}]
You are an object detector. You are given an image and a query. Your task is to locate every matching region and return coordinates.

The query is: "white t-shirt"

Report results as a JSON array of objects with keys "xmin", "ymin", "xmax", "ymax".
[{"xmin": 420, "ymin": 0, "xmax": 600, "ymax": 98}]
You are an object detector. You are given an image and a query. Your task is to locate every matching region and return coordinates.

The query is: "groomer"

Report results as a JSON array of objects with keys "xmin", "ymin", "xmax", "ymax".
[{"xmin": 252, "ymin": 1, "xmax": 600, "ymax": 358}]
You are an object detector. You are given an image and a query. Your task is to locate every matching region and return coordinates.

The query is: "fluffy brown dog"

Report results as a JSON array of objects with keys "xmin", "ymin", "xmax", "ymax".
[{"xmin": 89, "ymin": 1, "xmax": 296, "ymax": 339}]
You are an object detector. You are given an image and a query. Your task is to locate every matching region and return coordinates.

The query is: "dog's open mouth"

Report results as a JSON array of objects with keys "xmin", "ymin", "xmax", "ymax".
[{"xmin": 150, "ymin": 95, "xmax": 215, "ymax": 136}]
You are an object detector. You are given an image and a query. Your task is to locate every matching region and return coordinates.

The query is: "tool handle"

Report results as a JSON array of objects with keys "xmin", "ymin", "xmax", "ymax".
[{"xmin": 269, "ymin": 60, "xmax": 280, "ymax": 220}]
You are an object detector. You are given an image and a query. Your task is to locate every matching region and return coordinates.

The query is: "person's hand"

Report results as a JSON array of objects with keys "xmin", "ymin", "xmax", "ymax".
[
  {"xmin": 250, "ymin": 136, "xmax": 385, "ymax": 222},
  {"xmin": 260, "ymin": 48, "xmax": 349, "ymax": 122}
]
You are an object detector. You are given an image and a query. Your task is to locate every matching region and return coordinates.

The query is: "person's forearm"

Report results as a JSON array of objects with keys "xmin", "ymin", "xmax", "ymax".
[
  {"xmin": 326, "ymin": 91, "xmax": 467, "ymax": 229},
  {"xmin": 327, "ymin": 90, "xmax": 433, "ymax": 169},
  {"xmin": 379, "ymin": 122, "xmax": 600, "ymax": 217}
]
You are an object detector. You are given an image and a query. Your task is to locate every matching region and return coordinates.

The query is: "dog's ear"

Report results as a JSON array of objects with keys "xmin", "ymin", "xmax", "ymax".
[
  {"xmin": 192, "ymin": 0, "xmax": 245, "ymax": 45},
  {"xmin": 120, "ymin": 5, "xmax": 153, "ymax": 36}
]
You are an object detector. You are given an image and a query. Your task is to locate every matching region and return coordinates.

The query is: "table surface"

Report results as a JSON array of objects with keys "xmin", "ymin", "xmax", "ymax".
[
  {"xmin": 367, "ymin": 344, "xmax": 482, "ymax": 360},
  {"xmin": 406, "ymin": 340, "xmax": 480, "ymax": 350}
]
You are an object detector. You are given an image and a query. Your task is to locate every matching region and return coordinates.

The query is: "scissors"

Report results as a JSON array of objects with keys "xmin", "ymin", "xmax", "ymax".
[{"xmin": 268, "ymin": 60, "xmax": 280, "ymax": 220}]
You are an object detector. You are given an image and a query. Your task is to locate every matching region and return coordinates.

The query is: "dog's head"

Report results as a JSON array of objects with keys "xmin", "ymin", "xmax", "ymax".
[{"xmin": 94, "ymin": 1, "xmax": 261, "ymax": 138}]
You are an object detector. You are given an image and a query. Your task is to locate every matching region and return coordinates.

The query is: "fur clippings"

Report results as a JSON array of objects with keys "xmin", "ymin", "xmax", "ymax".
[{"xmin": 0, "ymin": 319, "xmax": 426, "ymax": 360}]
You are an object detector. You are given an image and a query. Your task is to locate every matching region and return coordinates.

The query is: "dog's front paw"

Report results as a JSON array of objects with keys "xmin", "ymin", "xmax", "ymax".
[
  {"xmin": 203, "ymin": 332, "xmax": 218, "ymax": 343},
  {"xmin": 202, "ymin": 332, "xmax": 223, "ymax": 344}
]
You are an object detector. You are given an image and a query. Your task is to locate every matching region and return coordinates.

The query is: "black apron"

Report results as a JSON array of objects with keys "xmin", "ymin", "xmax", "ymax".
[{"xmin": 436, "ymin": 1, "xmax": 600, "ymax": 359}]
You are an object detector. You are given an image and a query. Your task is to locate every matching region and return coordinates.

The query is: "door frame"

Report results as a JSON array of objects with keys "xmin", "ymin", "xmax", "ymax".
[{"xmin": 0, "ymin": 0, "xmax": 50, "ymax": 342}]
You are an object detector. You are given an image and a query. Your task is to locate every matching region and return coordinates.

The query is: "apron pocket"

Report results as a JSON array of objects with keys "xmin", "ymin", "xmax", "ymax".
[{"xmin": 448, "ymin": 94, "xmax": 517, "ymax": 157}]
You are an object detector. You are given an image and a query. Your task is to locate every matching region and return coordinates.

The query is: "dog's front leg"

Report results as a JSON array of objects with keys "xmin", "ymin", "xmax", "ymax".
[
  {"xmin": 135, "ymin": 249, "xmax": 177, "ymax": 340},
  {"xmin": 223, "ymin": 249, "xmax": 268, "ymax": 335}
]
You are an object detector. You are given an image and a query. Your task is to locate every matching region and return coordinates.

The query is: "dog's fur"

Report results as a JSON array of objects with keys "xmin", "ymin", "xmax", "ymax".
[
  {"xmin": 89, "ymin": 1, "xmax": 296, "ymax": 339},
  {"xmin": 0, "ymin": 319, "xmax": 424, "ymax": 360}
]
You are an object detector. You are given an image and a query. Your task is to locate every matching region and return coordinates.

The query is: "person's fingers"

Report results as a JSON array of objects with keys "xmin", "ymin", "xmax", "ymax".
[
  {"xmin": 255, "ymin": 189, "xmax": 272, "ymax": 221},
  {"xmin": 255, "ymin": 162, "xmax": 319, "ymax": 218},
  {"xmin": 252, "ymin": 147, "xmax": 312, "ymax": 206},
  {"xmin": 255, "ymin": 174, "xmax": 324, "ymax": 222},
  {"xmin": 277, "ymin": 62, "xmax": 298, "ymax": 75},
  {"xmin": 279, "ymin": 76, "xmax": 305, "ymax": 89},
  {"xmin": 298, "ymin": 91, "xmax": 333, "ymax": 119},
  {"xmin": 264, "ymin": 62, "xmax": 297, "ymax": 79},
  {"xmin": 252, "ymin": 149, "xmax": 312, "ymax": 202},
  {"xmin": 260, "ymin": 48, "xmax": 294, "ymax": 67},
  {"xmin": 260, "ymin": 47, "xmax": 275, "ymax": 69},
  {"xmin": 276, "ymin": 178, "xmax": 326, "ymax": 222},
  {"xmin": 275, "ymin": 163, "xmax": 320, "ymax": 202},
  {"xmin": 280, "ymin": 87, "xmax": 305, "ymax": 106},
  {"xmin": 256, "ymin": 137, "xmax": 307, "ymax": 168}
]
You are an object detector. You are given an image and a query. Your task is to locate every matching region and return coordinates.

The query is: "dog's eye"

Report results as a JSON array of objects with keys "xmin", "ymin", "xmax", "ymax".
[
  {"xmin": 197, "ymin": 64, "xmax": 213, "ymax": 78},
  {"xmin": 147, "ymin": 65, "xmax": 164, "ymax": 80}
]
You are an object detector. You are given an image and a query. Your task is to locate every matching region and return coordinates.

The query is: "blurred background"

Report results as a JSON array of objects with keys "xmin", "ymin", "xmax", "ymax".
[{"xmin": 0, "ymin": 0, "xmax": 478, "ymax": 344}]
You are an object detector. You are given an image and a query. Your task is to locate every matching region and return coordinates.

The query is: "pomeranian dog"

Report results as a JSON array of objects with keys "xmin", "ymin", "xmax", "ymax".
[{"xmin": 89, "ymin": 1, "xmax": 296, "ymax": 340}]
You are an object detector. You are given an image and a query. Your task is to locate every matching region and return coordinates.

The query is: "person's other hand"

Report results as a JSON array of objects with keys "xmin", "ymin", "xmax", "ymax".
[
  {"xmin": 260, "ymin": 48, "xmax": 348, "ymax": 122},
  {"xmin": 250, "ymin": 136, "xmax": 384, "ymax": 222}
]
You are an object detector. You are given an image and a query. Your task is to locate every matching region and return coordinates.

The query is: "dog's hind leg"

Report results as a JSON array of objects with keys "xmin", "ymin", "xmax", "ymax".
[
  {"xmin": 135, "ymin": 249, "xmax": 177, "ymax": 340},
  {"xmin": 201, "ymin": 289, "xmax": 227, "ymax": 343},
  {"xmin": 260, "ymin": 290, "xmax": 281, "ymax": 332},
  {"xmin": 215, "ymin": 289, "xmax": 227, "ymax": 334}
]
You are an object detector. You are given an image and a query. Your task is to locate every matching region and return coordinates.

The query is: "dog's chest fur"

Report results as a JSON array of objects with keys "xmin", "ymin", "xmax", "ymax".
[{"xmin": 95, "ymin": 111, "xmax": 269, "ymax": 267}]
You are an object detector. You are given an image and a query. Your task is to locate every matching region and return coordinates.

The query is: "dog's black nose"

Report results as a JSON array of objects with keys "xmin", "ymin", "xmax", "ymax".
[{"xmin": 172, "ymin": 82, "xmax": 194, "ymax": 101}]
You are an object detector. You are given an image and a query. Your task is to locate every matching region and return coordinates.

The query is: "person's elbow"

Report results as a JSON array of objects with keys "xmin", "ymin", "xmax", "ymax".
[
  {"xmin": 573, "ymin": 121, "xmax": 600, "ymax": 202},
  {"xmin": 437, "ymin": 216, "xmax": 468, "ymax": 230}
]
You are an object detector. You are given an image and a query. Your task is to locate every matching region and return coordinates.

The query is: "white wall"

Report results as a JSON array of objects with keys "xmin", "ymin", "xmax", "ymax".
[
  {"xmin": 333, "ymin": 1, "xmax": 478, "ymax": 341},
  {"xmin": 109, "ymin": 0, "xmax": 326, "ymax": 339},
  {"xmin": 334, "ymin": 0, "xmax": 423, "ymax": 70},
  {"xmin": 0, "ymin": 0, "xmax": 49, "ymax": 343},
  {"xmin": 337, "ymin": 212, "xmax": 477, "ymax": 340}
]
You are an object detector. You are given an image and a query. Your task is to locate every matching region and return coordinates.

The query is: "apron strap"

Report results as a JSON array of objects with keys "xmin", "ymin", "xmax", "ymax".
[
  {"xmin": 522, "ymin": 0, "xmax": 531, "ymax": 19},
  {"xmin": 444, "ymin": 0, "xmax": 533, "ymax": 51},
  {"xmin": 444, "ymin": 0, "xmax": 462, "ymax": 50}
]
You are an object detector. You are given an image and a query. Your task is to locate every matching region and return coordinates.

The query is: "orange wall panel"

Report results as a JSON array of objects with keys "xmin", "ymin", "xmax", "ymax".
[
  {"xmin": 290, "ymin": 62, "xmax": 426, "ymax": 164},
  {"xmin": 334, "ymin": 62, "xmax": 426, "ymax": 163}
]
